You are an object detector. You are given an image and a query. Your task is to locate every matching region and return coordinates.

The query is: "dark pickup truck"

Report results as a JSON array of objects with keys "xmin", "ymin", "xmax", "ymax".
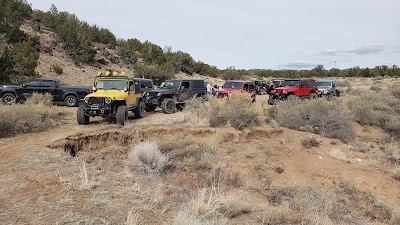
[{"xmin": 0, "ymin": 78, "xmax": 91, "ymax": 106}]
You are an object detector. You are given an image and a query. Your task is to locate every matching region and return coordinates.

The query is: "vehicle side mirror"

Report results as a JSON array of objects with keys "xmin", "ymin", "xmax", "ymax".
[
  {"xmin": 92, "ymin": 86, "xmax": 97, "ymax": 92},
  {"xmin": 124, "ymin": 87, "xmax": 128, "ymax": 92}
]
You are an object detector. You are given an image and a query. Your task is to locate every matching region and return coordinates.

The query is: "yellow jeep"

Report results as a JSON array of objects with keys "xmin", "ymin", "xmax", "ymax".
[{"xmin": 77, "ymin": 72, "xmax": 154, "ymax": 126}]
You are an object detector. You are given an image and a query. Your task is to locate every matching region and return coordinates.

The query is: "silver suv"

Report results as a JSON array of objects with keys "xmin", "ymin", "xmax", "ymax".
[{"xmin": 316, "ymin": 79, "xmax": 340, "ymax": 98}]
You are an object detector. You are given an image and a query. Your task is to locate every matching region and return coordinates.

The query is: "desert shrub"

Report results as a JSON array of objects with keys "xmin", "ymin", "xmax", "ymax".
[
  {"xmin": 370, "ymin": 85, "xmax": 382, "ymax": 92},
  {"xmin": 389, "ymin": 143, "xmax": 400, "ymax": 164},
  {"xmin": 27, "ymin": 92, "xmax": 53, "ymax": 106},
  {"xmin": 349, "ymin": 91, "xmax": 397, "ymax": 128},
  {"xmin": 52, "ymin": 64, "xmax": 63, "ymax": 74},
  {"xmin": 133, "ymin": 63, "xmax": 174, "ymax": 85},
  {"xmin": 392, "ymin": 86, "xmax": 400, "ymax": 100},
  {"xmin": 301, "ymin": 137, "xmax": 320, "ymax": 149},
  {"xmin": 172, "ymin": 187, "xmax": 251, "ymax": 225},
  {"xmin": 336, "ymin": 80, "xmax": 352, "ymax": 93},
  {"xmin": 209, "ymin": 92, "xmax": 263, "ymax": 130},
  {"xmin": 128, "ymin": 141, "xmax": 168, "ymax": 174},
  {"xmin": 271, "ymin": 99, "xmax": 354, "ymax": 142},
  {"xmin": 393, "ymin": 167, "xmax": 400, "ymax": 181},
  {"xmin": 0, "ymin": 96, "xmax": 70, "ymax": 138}
]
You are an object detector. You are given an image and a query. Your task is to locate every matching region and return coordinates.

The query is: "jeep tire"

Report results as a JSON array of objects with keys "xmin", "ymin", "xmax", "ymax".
[
  {"xmin": 161, "ymin": 98, "xmax": 176, "ymax": 114},
  {"xmin": 336, "ymin": 91, "xmax": 340, "ymax": 97},
  {"xmin": 134, "ymin": 101, "xmax": 145, "ymax": 118},
  {"xmin": 77, "ymin": 105, "xmax": 89, "ymax": 125},
  {"xmin": 64, "ymin": 95, "xmax": 78, "ymax": 107},
  {"xmin": 287, "ymin": 94, "xmax": 296, "ymax": 101},
  {"xmin": 145, "ymin": 104, "xmax": 157, "ymax": 112},
  {"xmin": 2, "ymin": 93, "xmax": 16, "ymax": 105},
  {"xmin": 116, "ymin": 105, "xmax": 128, "ymax": 126},
  {"xmin": 309, "ymin": 92, "xmax": 317, "ymax": 99}
]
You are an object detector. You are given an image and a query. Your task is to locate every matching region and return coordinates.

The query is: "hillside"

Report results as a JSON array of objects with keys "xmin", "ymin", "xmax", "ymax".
[{"xmin": 19, "ymin": 20, "xmax": 132, "ymax": 86}]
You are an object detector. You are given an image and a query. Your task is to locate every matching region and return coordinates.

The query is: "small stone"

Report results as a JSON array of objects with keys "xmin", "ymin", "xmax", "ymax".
[{"xmin": 276, "ymin": 166, "xmax": 284, "ymax": 174}]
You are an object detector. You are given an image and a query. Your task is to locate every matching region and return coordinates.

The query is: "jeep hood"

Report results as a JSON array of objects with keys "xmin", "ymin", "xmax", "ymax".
[
  {"xmin": 1, "ymin": 84, "xmax": 21, "ymax": 89},
  {"xmin": 274, "ymin": 86, "xmax": 297, "ymax": 92},
  {"xmin": 85, "ymin": 90, "xmax": 128, "ymax": 100},
  {"xmin": 217, "ymin": 87, "xmax": 240, "ymax": 94},
  {"xmin": 148, "ymin": 87, "xmax": 177, "ymax": 94}
]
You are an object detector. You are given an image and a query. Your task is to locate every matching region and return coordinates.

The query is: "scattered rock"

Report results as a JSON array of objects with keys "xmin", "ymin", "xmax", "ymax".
[
  {"xmin": 276, "ymin": 166, "xmax": 284, "ymax": 174},
  {"xmin": 97, "ymin": 58, "xmax": 107, "ymax": 65}
]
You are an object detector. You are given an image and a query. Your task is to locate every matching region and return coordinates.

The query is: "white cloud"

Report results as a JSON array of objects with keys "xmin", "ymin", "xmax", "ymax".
[
  {"xmin": 320, "ymin": 44, "xmax": 385, "ymax": 56},
  {"xmin": 279, "ymin": 62, "xmax": 316, "ymax": 70}
]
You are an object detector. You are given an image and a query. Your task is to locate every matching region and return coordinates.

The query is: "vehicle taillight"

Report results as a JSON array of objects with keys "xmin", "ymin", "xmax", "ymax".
[{"xmin": 86, "ymin": 90, "xmax": 91, "ymax": 95}]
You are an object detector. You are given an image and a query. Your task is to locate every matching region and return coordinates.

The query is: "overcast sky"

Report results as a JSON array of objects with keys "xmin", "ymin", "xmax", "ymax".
[{"xmin": 28, "ymin": 0, "xmax": 399, "ymax": 70}]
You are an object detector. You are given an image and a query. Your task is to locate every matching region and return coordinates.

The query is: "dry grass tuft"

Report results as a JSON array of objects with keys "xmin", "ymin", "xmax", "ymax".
[
  {"xmin": 186, "ymin": 92, "xmax": 264, "ymax": 130},
  {"xmin": 270, "ymin": 99, "xmax": 354, "ymax": 143},
  {"xmin": 301, "ymin": 137, "xmax": 320, "ymax": 149},
  {"xmin": 393, "ymin": 167, "xmax": 400, "ymax": 181},
  {"xmin": 128, "ymin": 141, "xmax": 169, "ymax": 174},
  {"xmin": 0, "ymin": 93, "xmax": 71, "ymax": 138},
  {"xmin": 172, "ymin": 186, "xmax": 252, "ymax": 225},
  {"xmin": 329, "ymin": 148, "xmax": 351, "ymax": 163}
]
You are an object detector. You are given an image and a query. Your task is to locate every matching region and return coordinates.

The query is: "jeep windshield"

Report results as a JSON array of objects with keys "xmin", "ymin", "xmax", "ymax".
[
  {"xmin": 96, "ymin": 80, "xmax": 127, "ymax": 90},
  {"xmin": 316, "ymin": 81, "xmax": 332, "ymax": 87},
  {"xmin": 223, "ymin": 82, "xmax": 243, "ymax": 89},
  {"xmin": 283, "ymin": 80, "xmax": 299, "ymax": 86},
  {"xmin": 161, "ymin": 80, "xmax": 180, "ymax": 89}
]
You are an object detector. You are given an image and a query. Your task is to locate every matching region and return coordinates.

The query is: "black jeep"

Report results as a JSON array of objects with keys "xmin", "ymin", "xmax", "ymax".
[{"xmin": 144, "ymin": 79, "xmax": 207, "ymax": 114}]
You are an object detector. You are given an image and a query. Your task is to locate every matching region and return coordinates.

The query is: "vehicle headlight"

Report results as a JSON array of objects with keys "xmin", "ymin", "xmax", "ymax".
[
  {"xmin": 105, "ymin": 97, "xmax": 112, "ymax": 104},
  {"xmin": 157, "ymin": 92, "xmax": 162, "ymax": 96}
]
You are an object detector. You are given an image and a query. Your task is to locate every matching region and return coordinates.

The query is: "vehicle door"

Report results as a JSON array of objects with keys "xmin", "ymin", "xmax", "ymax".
[
  {"xmin": 127, "ymin": 80, "xmax": 137, "ymax": 107},
  {"xmin": 179, "ymin": 81, "xmax": 191, "ymax": 102},
  {"xmin": 38, "ymin": 80, "xmax": 57, "ymax": 99},
  {"xmin": 249, "ymin": 82, "xmax": 255, "ymax": 93},
  {"xmin": 299, "ymin": 80, "xmax": 308, "ymax": 96},
  {"xmin": 21, "ymin": 79, "xmax": 41, "ymax": 98}
]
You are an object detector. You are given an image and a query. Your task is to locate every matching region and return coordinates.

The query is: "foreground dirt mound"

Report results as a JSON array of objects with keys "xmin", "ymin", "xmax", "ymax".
[{"xmin": 1, "ymin": 124, "xmax": 399, "ymax": 224}]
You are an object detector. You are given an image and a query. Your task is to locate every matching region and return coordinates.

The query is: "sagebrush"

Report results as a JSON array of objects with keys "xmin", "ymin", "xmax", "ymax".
[
  {"xmin": 128, "ymin": 141, "xmax": 169, "ymax": 174},
  {"xmin": 270, "ymin": 99, "xmax": 354, "ymax": 142}
]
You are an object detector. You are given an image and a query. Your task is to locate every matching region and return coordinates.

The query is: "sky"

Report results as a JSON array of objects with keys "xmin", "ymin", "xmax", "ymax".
[{"xmin": 28, "ymin": 0, "xmax": 400, "ymax": 70}]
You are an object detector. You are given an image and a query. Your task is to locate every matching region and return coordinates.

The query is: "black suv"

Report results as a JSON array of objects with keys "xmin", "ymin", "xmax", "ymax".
[
  {"xmin": 144, "ymin": 79, "xmax": 206, "ymax": 114},
  {"xmin": 253, "ymin": 80, "xmax": 267, "ymax": 95},
  {"xmin": 0, "ymin": 78, "xmax": 90, "ymax": 106}
]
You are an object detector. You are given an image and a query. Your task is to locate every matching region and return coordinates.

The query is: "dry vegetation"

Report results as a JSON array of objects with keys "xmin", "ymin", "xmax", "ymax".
[
  {"xmin": 2, "ymin": 77, "xmax": 400, "ymax": 225},
  {"xmin": 268, "ymin": 98, "xmax": 354, "ymax": 143},
  {"xmin": 185, "ymin": 92, "xmax": 264, "ymax": 130},
  {"xmin": 0, "ymin": 93, "xmax": 71, "ymax": 138}
]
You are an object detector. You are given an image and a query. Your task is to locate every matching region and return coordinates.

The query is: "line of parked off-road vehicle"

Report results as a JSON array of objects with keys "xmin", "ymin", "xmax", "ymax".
[{"xmin": 0, "ymin": 73, "xmax": 339, "ymax": 126}]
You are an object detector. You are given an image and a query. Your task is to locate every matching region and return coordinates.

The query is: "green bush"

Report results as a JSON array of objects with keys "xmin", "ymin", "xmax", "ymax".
[
  {"xmin": 52, "ymin": 64, "xmax": 63, "ymax": 74},
  {"xmin": 133, "ymin": 63, "xmax": 174, "ymax": 85}
]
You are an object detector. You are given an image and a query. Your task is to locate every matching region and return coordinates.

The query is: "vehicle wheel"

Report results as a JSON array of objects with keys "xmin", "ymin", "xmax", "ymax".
[
  {"xmin": 77, "ymin": 105, "xmax": 89, "ymax": 125},
  {"xmin": 309, "ymin": 92, "xmax": 317, "ymax": 99},
  {"xmin": 116, "ymin": 105, "xmax": 128, "ymax": 126},
  {"xmin": 287, "ymin": 94, "xmax": 297, "ymax": 101},
  {"xmin": 327, "ymin": 93, "xmax": 333, "ymax": 101},
  {"xmin": 336, "ymin": 91, "xmax": 340, "ymax": 97},
  {"xmin": 2, "ymin": 93, "xmax": 16, "ymax": 105},
  {"xmin": 133, "ymin": 101, "xmax": 145, "ymax": 118},
  {"xmin": 161, "ymin": 98, "xmax": 176, "ymax": 114},
  {"xmin": 64, "ymin": 95, "xmax": 78, "ymax": 107},
  {"xmin": 145, "ymin": 104, "xmax": 157, "ymax": 112}
]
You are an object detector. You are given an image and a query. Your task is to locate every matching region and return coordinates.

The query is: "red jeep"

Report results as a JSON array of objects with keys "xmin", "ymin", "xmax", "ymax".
[
  {"xmin": 216, "ymin": 80, "xmax": 256, "ymax": 100},
  {"xmin": 268, "ymin": 79, "xmax": 318, "ymax": 105}
]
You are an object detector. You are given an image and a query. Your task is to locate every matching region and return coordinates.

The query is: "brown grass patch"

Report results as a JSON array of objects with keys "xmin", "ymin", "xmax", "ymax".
[{"xmin": 0, "ymin": 93, "xmax": 71, "ymax": 138}]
